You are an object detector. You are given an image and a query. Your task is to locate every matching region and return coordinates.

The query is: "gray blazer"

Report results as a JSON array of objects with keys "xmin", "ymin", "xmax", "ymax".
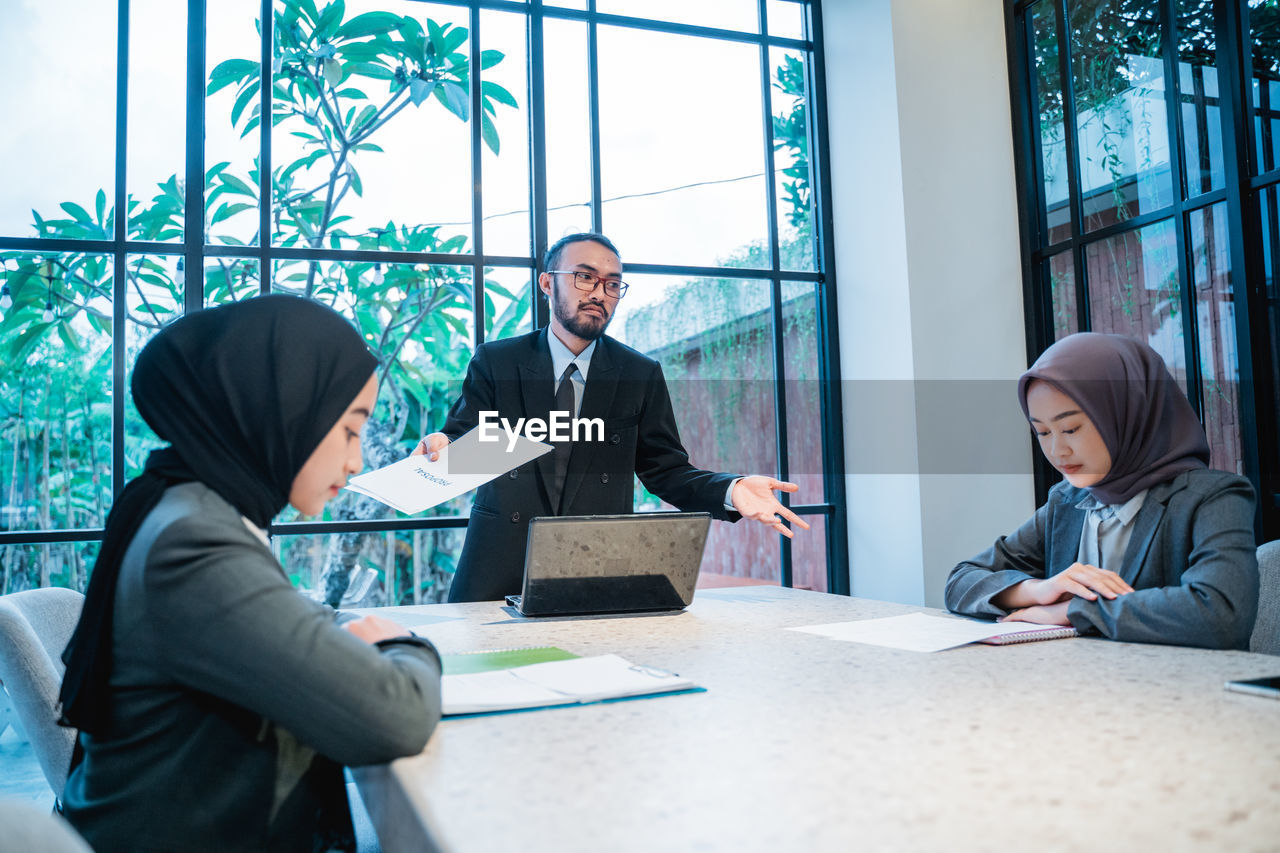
[
  {"xmin": 945, "ymin": 469, "xmax": 1258, "ymax": 649},
  {"xmin": 62, "ymin": 482, "xmax": 443, "ymax": 852}
]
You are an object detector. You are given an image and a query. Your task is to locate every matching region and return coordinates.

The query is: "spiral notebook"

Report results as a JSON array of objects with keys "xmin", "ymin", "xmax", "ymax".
[
  {"xmin": 790, "ymin": 613, "xmax": 1080, "ymax": 652},
  {"xmin": 977, "ymin": 625, "xmax": 1080, "ymax": 645}
]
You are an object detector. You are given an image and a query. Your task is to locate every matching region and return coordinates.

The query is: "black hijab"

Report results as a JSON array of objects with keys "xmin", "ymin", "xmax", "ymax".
[
  {"xmin": 60, "ymin": 294, "xmax": 377, "ymax": 734},
  {"xmin": 1017, "ymin": 332, "xmax": 1209, "ymax": 506}
]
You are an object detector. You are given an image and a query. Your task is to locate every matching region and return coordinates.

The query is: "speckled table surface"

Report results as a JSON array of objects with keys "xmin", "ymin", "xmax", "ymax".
[{"xmin": 352, "ymin": 587, "xmax": 1280, "ymax": 853}]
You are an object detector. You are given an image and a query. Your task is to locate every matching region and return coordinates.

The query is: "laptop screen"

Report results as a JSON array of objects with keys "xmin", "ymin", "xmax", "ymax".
[{"xmin": 519, "ymin": 512, "xmax": 711, "ymax": 616}]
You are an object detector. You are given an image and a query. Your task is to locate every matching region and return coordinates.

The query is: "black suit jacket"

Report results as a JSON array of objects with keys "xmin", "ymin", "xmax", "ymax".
[{"xmin": 441, "ymin": 328, "xmax": 739, "ymax": 602}]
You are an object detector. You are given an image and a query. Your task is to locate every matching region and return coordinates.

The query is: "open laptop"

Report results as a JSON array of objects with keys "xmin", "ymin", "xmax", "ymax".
[{"xmin": 505, "ymin": 512, "xmax": 711, "ymax": 617}]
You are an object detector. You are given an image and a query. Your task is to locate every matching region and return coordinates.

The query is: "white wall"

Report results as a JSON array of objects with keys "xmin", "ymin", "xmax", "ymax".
[{"xmin": 822, "ymin": 0, "xmax": 1037, "ymax": 606}]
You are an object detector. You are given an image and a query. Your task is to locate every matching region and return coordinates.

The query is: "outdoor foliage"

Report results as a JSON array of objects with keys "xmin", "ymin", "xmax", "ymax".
[
  {"xmin": 2, "ymin": 0, "xmax": 814, "ymax": 600},
  {"xmin": 0, "ymin": 0, "xmax": 523, "ymax": 603}
]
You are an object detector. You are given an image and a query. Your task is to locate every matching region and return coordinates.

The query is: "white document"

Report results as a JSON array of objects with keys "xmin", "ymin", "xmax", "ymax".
[
  {"xmin": 789, "ymin": 612, "xmax": 1062, "ymax": 653},
  {"xmin": 442, "ymin": 654, "xmax": 697, "ymax": 715},
  {"xmin": 344, "ymin": 427, "xmax": 552, "ymax": 515}
]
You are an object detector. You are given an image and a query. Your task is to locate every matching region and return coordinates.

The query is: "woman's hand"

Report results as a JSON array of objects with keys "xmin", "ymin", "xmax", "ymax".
[
  {"xmin": 994, "ymin": 563, "xmax": 1134, "ymax": 609},
  {"xmin": 342, "ymin": 614, "xmax": 412, "ymax": 644},
  {"xmin": 1001, "ymin": 601, "xmax": 1072, "ymax": 625}
]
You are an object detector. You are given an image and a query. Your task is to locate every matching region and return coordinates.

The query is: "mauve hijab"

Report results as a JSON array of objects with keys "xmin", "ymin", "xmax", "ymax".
[
  {"xmin": 1016, "ymin": 332, "xmax": 1209, "ymax": 506},
  {"xmin": 60, "ymin": 294, "xmax": 377, "ymax": 734}
]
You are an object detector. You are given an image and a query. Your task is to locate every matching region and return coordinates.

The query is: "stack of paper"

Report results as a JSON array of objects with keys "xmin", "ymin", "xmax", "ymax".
[
  {"xmin": 442, "ymin": 653, "xmax": 699, "ymax": 716},
  {"xmin": 345, "ymin": 428, "xmax": 552, "ymax": 514},
  {"xmin": 789, "ymin": 612, "xmax": 1078, "ymax": 653}
]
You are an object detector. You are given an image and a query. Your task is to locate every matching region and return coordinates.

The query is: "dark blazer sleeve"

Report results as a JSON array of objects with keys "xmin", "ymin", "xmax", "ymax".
[
  {"xmin": 944, "ymin": 500, "xmax": 1053, "ymax": 619},
  {"xmin": 633, "ymin": 359, "xmax": 740, "ymax": 521},
  {"xmin": 1066, "ymin": 473, "xmax": 1259, "ymax": 649},
  {"xmin": 141, "ymin": 505, "xmax": 443, "ymax": 767}
]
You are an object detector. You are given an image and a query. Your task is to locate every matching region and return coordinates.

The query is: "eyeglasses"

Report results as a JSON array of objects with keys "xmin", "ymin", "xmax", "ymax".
[{"xmin": 548, "ymin": 269, "xmax": 629, "ymax": 299}]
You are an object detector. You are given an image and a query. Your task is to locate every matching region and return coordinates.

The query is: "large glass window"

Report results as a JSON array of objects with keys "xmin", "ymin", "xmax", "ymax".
[
  {"xmin": 1010, "ymin": 0, "xmax": 1280, "ymax": 534},
  {"xmin": 0, "ymin": 0, "xmax": 844, "ymax": 598}
]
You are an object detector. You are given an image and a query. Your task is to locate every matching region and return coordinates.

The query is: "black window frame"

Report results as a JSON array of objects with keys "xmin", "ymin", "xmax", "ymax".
[
  {"xmin": 0, "ymin": 0, "xmax": 851, "ymax": 595},
  {"xmin": 1004, "ymin": 0, "xmax": 1280, "ymax": 539}
]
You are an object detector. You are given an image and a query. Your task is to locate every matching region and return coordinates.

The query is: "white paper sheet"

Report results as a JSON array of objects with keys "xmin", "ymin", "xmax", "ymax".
[
  {"xmin": 442, "ymin": 654, "xmax": 697, "ymax": 715},
  {"xmin": 344, "ymin": 427, "xmax": 552, "ymax": 515},
  {"xmin": 788, "ymin": 612, "xmax": 1064, "ymax": 653}
]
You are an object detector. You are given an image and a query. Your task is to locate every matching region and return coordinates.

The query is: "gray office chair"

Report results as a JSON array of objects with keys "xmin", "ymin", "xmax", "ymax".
[
  {"xmin": 1254, "ymin": 540, "xmax": 1280, "ymax": 656},
  {"xmin": 0, "ymin": 588, "xmax": 84, "ymax": 798},
  {"xmin": 0, "ymin": 799, "xmax": 92, "ymax": 853}
]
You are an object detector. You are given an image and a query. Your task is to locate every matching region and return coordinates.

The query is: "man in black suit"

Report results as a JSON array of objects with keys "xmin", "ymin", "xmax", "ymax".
[{"xmin": 416, "ymin": 233, "xmax": 807, "ymax": 602}]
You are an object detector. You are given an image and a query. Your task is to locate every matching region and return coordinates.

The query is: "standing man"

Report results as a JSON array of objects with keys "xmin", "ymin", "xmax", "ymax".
[{"xmin": 416, "ymin": 233, "xmax": 807, "ymax": 602}]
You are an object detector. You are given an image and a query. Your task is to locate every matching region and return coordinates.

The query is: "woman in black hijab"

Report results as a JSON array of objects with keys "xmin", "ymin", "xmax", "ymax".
[
  {"xmin": 944, "ymin": 333, "xmax": 1258, "ymax": 648},
  {"xmin": 59, "ymin": 295, "xmax": 442, "ymax": 852}
]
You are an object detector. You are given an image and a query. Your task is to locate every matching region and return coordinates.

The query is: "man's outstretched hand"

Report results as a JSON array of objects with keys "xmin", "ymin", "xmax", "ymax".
[
  {"xmin": 412, "ymin": 432, "xmax": 450, "ymax": 461},
  {"xmin": 730, "ymin": 476, "xmax": 810, "ymax": 539}
]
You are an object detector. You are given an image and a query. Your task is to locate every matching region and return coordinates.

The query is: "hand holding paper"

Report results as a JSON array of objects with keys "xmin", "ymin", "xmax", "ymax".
[{"xmin": 346, "ymin": 427, "xmax": 552, "ymax": 515}]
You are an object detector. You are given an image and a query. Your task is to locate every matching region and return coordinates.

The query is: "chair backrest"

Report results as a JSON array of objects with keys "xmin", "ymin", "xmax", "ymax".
[
  {"xmin": 1253, "ymin": 540, "xmax": 1280, "ymax": 656},
  {"xmin": 0, "ymin": 587, "xmax": 84, "ymax": 797},
  {"xmin": 0, "ymin": 799, "xmax": 93, "ymax": 853}
]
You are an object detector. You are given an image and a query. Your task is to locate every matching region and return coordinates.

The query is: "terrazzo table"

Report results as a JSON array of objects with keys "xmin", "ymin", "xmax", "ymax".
[{"xmin": 351, "ymin": 585, "xmax": 1280, "ymax": 853}]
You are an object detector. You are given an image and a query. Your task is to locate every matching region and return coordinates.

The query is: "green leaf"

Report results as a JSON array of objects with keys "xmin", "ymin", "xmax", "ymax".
[
  {"xmin": 482, "ymin": 80, "xmax": 517, "ymax": 108},
  {"xmin": 231, "ymin": 82, "xmax": 259, "ymax": 127},
  {"xmin": 400, "ymin": 17, "xmax": 426, "ymax": 60},
  {"xmin": 346, "ymin": 61, "xmax": 395, "ymax": 81},
  {"xmin": 479, "ymin": 49, "xmax": 504, "ymax": 70},
  {"xmin": 336, "ymin": 86, "xmax": 368, "ymax": 100},
  {"xmin": 439, "ymin": 234, "xmax": 468, "ymax": 253},
  {"xmin": 484, "ymin": 279, "xmax": 517, "ymax": 300},
  {"xmin": 60, "ymin": 202, "xmax": 93, "ymax": 223},
  {"xmin": 219, "ymin": 173, "xmax": 259, "ymax": 199},
  {"xmin": 337, "ymin": 41, "xmax": 389, "ymax": 61},
  {"xmin": 323, "ymin": 57, "xmax": 344, "ymax": 87},
  {"xmin": 279, "ymin": 148, "xmax": 328, "ymax": 184},
  {"xmin": 348, "ymin": 167, "xmax": 363, "ymax": 197},
  {"xmin": 8, "ymin": 325, "xmax": 48, "ymax": 365},
  {"xmin": 315, "ymin": 0, "xmax": 344, "ymax": 41},
  {"xmin": 207, "ymin": 58, "xmax": 259, "ymax": 95},
  {"xmin": 335, "ymin": 11, "xmax": 402, "ymax": 40},
  {"xmin": 437, "ymin": 26, "xmax": 468, "ymax": 57},
  {"xmin": 397, "ymin": 369, "xmax": 431, "ymax": 408},
  {"xmin": 481, "ymin": 112, "xmax": 499, "ymax": 155},
  {"xmin": 350, "ymin": 104, "xmax": 377, "ymax": 134},
  {"xmin": 426, "ymin": 18, "xmax": 445, "ymax": 49},
  {"xmin": 296, "ymin": 0, "xmax": 322, "ymax": 29},
  {"xmin": 439, "ymin": 81, "xmax": 469, "ymax": 121},
  {"xmin": 211, "ymin": 201, "xmax": 256, "ymax": 225},
  {"xmin": 95, "ymin": 189, "xmax": 106, "ymax": 224},
  {"xmin": 408, "ymin": 77, "xmax": 436, "ymax": 106}
]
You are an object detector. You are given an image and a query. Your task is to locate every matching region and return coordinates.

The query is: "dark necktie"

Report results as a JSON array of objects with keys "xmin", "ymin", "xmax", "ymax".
[{"xmin": 551, "ymin": 363, "xmax": 578, "ymax": 511}]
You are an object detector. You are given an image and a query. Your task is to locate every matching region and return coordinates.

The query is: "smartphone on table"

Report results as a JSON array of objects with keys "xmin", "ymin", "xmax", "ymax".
[{"xmin": 1224, "ymin": 675, "xmax": 1280, "ymax": 699}]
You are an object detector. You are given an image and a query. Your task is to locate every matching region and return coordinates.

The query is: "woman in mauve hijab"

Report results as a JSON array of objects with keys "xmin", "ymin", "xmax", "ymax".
[
  {"xmin": 945, "ymin": 332, "xmax": 1258, "ymax": 649},
  {"xmin": 58, "ymin": 295, "xmax": 442, "ymax": 852}
]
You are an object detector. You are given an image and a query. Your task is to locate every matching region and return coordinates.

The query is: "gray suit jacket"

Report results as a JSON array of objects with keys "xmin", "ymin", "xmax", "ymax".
[
  {"xmin": 63, "ymin": 482, "xmax": 443, "ymax": 852},
  {"xmin": 944, "ymin": 469, "xmax": 1258, "ymax": 649}
]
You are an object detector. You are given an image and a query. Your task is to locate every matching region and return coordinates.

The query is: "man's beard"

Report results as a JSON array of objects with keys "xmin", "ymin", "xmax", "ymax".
[{"xmin": 554, "ymin": 285, "xmax": 612, "ymax": 341}]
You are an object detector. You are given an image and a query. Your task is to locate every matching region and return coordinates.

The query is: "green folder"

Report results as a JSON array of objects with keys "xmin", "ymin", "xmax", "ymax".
[
  {"xmin": 440, "ymin": 647, "xmax": 705, "ymax": 718},
  {"xmin": 441, "ymin": 646, "xmax": 579, "ymax": 675}
]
